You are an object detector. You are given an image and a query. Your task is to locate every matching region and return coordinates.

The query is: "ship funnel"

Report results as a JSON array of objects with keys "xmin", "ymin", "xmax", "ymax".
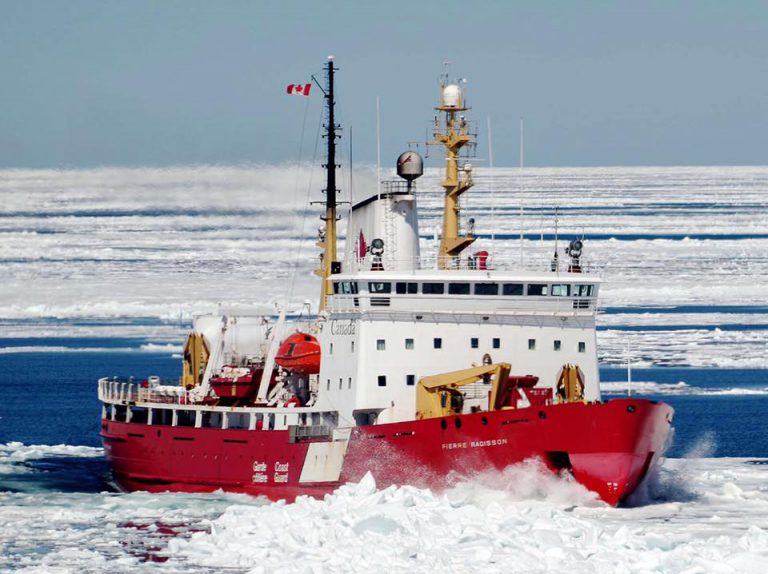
[{"xmin": 397, "ymin": 151, "xmax": 423, "ymax": 182}]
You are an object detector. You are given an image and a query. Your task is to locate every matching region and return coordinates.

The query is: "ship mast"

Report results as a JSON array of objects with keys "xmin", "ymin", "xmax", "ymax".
[
  {"xmin": 315, "ymin": 57, "xmax": 339, "ymax": 312},
  {"xmin": 432, "ymin": 75, "xmax": 476, "ymax": 269}
]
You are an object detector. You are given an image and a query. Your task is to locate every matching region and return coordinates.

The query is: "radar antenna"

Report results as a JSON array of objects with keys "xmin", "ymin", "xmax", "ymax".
[{"xmin": 430, "ymin": 74, "xmax": 476, "ymax": 268}]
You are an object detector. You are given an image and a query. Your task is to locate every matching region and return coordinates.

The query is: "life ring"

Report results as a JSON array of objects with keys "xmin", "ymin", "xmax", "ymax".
[{"xmin": 283, "ymin": 396, "xmax": 301, "ymax": 408}]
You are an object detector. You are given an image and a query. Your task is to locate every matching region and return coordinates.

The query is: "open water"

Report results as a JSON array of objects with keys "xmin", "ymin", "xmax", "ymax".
[{"xmin": 1, "ymin": 165, "xmax": 767, "ymax": 572}]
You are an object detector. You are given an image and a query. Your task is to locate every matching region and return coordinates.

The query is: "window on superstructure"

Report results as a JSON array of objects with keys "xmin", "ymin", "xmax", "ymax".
[
  {"xmin": 422, "ymin": 282, "xmax": 445, "ymax": 294},
  {"xmin": 327, "ymin": 379, "xmax": 331, "ymax": 390},
  {"xmin": 449, "ymin": 283, "xmax": 471, "ymax": 295},
  {"xmin": 406, "ymin": 374, "xmax": 415, "ymax": 386},
  {"xmin": 528, "ymin": 284, "xmax": 549, "ymax": 296},
  {"xmin": 369, "ymin": 282, "xmax": 392, "ymax": 294},
  {"xmin": 475, "ymin": 283, "xmax": 499, "ymax": 295},
  {"xmin": 470, "ymin": 337, "xmax": 479, "ymax": 349},
  {"xmin": 433, "ymin": 337, "xmax": 442, "ymax": 349},
  {"xmin": 333, "ymin": 282, "xmax": 340, "ymax": 294},
  {"xmin": 348, "ymin": 377, "xmax": 352, "ymax": 389},
  {"xmin": 528, "ymin": 339, "xmax": 536, "ymax": 350},
  {"xmin": 396, "ymin": 282, "xmax": 418, "ymax": 294},
  {"xmin": 351, "ymin": 341, "xmax": 355, "ymax": 353},
  {"xmin": 341, "ymin": 281, "xmax": 358, "ymax": 295},
  {"xmin": 575, "ymin": 284, "xmax": 594, "ymax": 297},
  {"xmin": 329, "ymin": 342, "xmax": 333, "ymax": 355},
  {"xmin": 551, "ymin": 284, "xmax": 571, "ymax": 297},
  {"xmin": 493, "ymin": 338, "xmax": 501, "ymax": 349},
  {"xmin": 339, "ymin": 378, "xmax": 343, "ymax": 390},
  {"xmin": 578, "ymin": 342, "xmax": 586, "ymax": 353},
  {"xmin": 405, "ymin": 338, "xmax": 414, "ymax": 350},
  {"xmin": 378, "ymin": 375, "xmax": 387, "ymax": 387},
  {"xmin": 554, "ymin": 340, "xmax": 562, "ymax": 351},
  {"xmin": 376, "ymin": 339, "xmax": 386, "ymax": 351},
  {"xmin": 503, "ymin": 283, "xmax": 524, "ymax": 296}
]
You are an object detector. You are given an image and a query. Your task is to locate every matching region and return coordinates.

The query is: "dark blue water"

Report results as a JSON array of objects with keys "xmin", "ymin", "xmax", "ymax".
[
  {"xmin": 0, "ymin": 352, "xmax": 179, "ymax": 447},
  {"xmin": 601, "ymin": 367, "xmax": 768, "ymax": 458},
  {"xmin": 2, "ymin": 350, "xmax": 766, "ymax": 459}
]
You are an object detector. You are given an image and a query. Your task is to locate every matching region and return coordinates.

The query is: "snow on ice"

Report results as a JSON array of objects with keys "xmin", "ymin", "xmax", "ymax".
[{"xmin": 1, "ymin": 165, "xmax": 767, "ymax": 368}]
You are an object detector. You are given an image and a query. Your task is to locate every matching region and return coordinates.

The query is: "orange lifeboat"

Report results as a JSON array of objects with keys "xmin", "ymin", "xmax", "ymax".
[{"xmin": 275, "ymin": 332, "xmax": 321, "ymax": 375}]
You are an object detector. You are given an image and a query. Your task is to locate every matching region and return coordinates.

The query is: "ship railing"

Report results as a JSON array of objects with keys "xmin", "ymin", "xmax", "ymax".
[
  {"xmin": 342, "ymin": 253, "xmax": 598, "ymax": 275},
  {"xmin": 98, "ymin": 377, "xmax": 187, "ymax": 405}
]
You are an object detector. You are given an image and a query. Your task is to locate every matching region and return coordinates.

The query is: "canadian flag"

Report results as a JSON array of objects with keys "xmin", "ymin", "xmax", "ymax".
[
  {"xmin": 286, "ymin": 83, "xmax": 312, "ymax": 96},
  {"xmin": 358, "ymin": 229, "xmax": 367, "ymax": 259}
]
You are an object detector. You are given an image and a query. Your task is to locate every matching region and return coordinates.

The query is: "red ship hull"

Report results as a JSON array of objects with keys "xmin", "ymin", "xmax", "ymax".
[{"xmin": 101, "ymin": 398, "xmax": 672, "ymax": 506}]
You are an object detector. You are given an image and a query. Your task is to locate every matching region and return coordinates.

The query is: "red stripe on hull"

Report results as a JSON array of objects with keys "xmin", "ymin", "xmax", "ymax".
[{"xmin": 101, "ymin": 399, "xmax": 672, "ymax": 505}]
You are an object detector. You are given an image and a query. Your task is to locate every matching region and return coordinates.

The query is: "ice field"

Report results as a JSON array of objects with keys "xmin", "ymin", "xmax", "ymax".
[
  {"xmin": 0, "ymin": 165, "xmax": 766, "ymax": 367},
  {"xmin": 1, "ymin": 165, "xmax": 768, "ymax": 571}
]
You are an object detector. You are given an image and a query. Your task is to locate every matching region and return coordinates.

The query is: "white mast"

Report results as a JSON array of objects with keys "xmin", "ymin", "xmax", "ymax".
[
  {"xmin": 376, "ymin": 96, "xmax": 382, "ymax": 197},
  {"xmin": 487, "ymin": 116, "xmax": 495, "ymax": 246},
  {"xmin": 519, "ymin": 117, "xmax": 525, "ymax": 266},
  {"xmin": 626, "ymin": 338, "xmax": 633, "ymax": 397}
]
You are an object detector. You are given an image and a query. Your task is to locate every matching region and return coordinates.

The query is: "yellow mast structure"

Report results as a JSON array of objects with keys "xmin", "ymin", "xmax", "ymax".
[
  {"xmin": 432, "ymin": 79, "xmax": 476, "ymax": 269},
  {"xmin": 314, "ymin": 57, "xmax": 339, "ymax": 312}
]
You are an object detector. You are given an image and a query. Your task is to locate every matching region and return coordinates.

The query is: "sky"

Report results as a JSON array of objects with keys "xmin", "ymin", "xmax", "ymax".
[{"xmin": 0, "ymin": 0, "xmax": 766, "ymax": 168}]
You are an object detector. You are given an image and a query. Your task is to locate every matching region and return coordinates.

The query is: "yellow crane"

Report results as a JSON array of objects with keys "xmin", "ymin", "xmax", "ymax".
[
  {"xmin": 182, "ymin": 332, "xmax": 209, "ymax": 389},
  {"xmin": 416, "ymin": 362, "xmax": 513, "ymax": 420}
]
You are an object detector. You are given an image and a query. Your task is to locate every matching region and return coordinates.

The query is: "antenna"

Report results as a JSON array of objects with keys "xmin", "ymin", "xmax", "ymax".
[
  {"xmin": 376, "ymin": 96, "xmax": 381, "ymax": 197},
  {"xmin": 552, "ymin": 206, "xmax": 560, "ymax": 274},
  {"xmin": 349, "ymin": 125, "xmax": 353, "ymax": 207},
  {"xmin": 487, "ymin": 116, "xmax": 495, "ymax": 247},
  {"xmin": 519, "ymin": 117, "xmax": 525, "ymax": 266},
  {"xmin": 626, "ymin": 338, "xmax": 632, "ymax": 397}
]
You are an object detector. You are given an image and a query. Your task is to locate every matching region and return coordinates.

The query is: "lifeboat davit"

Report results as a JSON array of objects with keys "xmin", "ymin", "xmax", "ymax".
[{"xmin": 275, "ymin": 332, "xmax": 321, "ymax": 375}]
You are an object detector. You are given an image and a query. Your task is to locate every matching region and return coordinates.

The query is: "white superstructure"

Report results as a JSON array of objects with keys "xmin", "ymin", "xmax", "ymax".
[{"xmin": 314, "ymin": 187, "xmax": 600, "ymax": 427}]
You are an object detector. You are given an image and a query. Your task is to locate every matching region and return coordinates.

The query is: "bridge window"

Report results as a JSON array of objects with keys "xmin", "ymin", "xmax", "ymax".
[
  {"xmin": 528, "ymin": 284, "xmax": 549, "ymax": 296},
  {"xmin": 405, "ymin": 338, "xmax": 414, "ymax": 350},
  {"xmin": 406, "ymin": 374, "xmax": 415, "ymax": 386},
  {"xmin": 503, "ymin": 283, "xmax": 524, "ymax": 296},
  {"xmin": 378, "ymin": 375, "xmax": 387, "ymax": 387},
  {"xmin": 551, "ymin": 284, "xmax": 571, "ymax": 297},
  {"xmin": 340, "ymin": 281, "xmax": 359, "ymax": 295},
  {"xmin": 579, "ymin": 342, "xmax": 586, "ymax": 353},
  {"xmin": 470, "ymin": 337, "xmax": 479, "ymax": 349},
  {"xmin": 433, "ymin": 337, "xmax": 442, "ymax": 349},
  {"xmin": 396, "ymin": 282, "xmax": 418, "ymax": 294},
  {"xmin": 422, "ymin": 282, "xmax": 445, "ymax": 295},
  {"xmin": 493, "ymin": 338, "xmax": 501, "ymax": 349},
  {"xmin": 475, "ymin": 283, "xmax": 499, "ymax": 296},
  {"xmin": 554, "ymin": 340, "xmax": 562, "ymax": 351},
  {"xmin": 449, "ymin": 283, "xmax": 471, "ymax": 295},
  {"xmin": 369, "ymin": 282, "xmax": 391, "ymax": 294},
  {"xmin": 376, "ymin": 339, "xmax": 386, "ymax": 351},
  {"xmin": 528, "ymin": 339, "xmax": 536, "ymax": 350},
  {"xmin": 575, "ymin": 284, "xmax": 594, "ymax": 297}
]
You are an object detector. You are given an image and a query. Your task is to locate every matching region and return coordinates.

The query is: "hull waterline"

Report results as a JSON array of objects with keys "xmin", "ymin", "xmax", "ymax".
[{"xmin": 102, "ymin": 398, "xmax": 672, "ymax": 506}]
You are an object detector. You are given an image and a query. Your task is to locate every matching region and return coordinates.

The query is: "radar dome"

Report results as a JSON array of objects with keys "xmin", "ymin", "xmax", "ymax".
[
  {"xmin": 397, "ymin": 151, "xmax": 423, "ymax": 181},
  {"xmin": 441, "ymin": 84, "xmax": 462, "ymax": 108}
]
